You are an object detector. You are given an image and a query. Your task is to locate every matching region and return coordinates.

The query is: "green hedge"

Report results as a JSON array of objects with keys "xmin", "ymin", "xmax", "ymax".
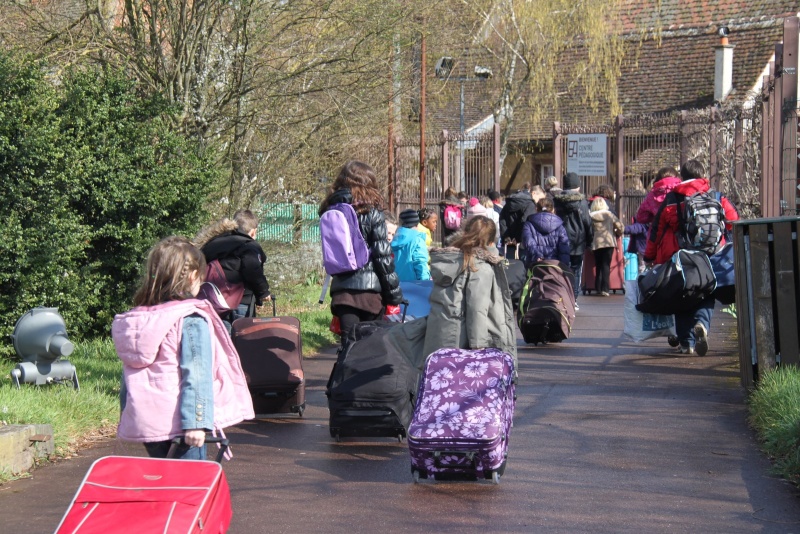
[
  {"xmin": 748, "ymin": 365, "xmax": 800, "ymax": 484},
  {"xmin": 0, "ymin": 53, "xmax": 218, "ymax": 357}
]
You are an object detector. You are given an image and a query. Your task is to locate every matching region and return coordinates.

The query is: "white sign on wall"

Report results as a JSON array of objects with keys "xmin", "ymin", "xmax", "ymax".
[{"xmin": 566, "ymin": 134, "xmax": 608, "ymax": 177}]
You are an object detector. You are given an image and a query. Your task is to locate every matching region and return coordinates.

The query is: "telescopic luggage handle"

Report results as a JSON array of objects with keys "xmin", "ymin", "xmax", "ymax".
[{"xmin": 168, "ymin": 434, "xmax": 230, "ymax": 463}]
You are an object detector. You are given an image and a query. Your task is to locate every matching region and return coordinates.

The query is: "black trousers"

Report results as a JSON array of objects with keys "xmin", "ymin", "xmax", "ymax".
[
  {"xmin": 593, "ymin": 247, "xmax": 614, "ymax": 293},
  {"xmin": 334, "ymin": 305, "xmax": 382, "ymax": 344}
]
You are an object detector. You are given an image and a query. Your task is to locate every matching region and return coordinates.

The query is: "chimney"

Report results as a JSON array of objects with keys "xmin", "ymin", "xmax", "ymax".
[{"xmin": 714, "ymin": 26, "xmax": 734, "ymax": 102}]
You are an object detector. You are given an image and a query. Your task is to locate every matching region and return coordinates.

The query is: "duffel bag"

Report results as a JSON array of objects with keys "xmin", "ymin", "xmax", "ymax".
[
  {"xmin": 636, "ymin": 249, "xmax": 717, "ymax": 315},
  {"xmin": 709, "ymin": 243, "xmax": 735, "ymax": 305}
]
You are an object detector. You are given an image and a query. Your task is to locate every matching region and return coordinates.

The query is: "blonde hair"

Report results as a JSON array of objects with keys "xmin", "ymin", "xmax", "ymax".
[
  {"xmin": 450, "ymin": 216, "xmax": 496, "ymax": 271},
  {"xmin": 133, "ymin": 236, "xmax": 207, "ymax": 307},
  {"xmin": 590, "ymin": 198, "xmax": 607, "ymax": 212},
  {"xmin": 480, "ymin": 195, "xmax": 493, "ymax": 209}
]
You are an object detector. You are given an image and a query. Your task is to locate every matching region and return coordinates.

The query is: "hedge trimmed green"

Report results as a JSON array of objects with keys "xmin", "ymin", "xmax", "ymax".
[{"xmin": 0, "ymin": 53, "xmax": 218, "ymax": 356}]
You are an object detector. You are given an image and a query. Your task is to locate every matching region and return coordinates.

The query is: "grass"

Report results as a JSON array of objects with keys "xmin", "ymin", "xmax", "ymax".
[
  {"xmin": 0, "ymin": 279, "xmax": 337, "ymax": 481},
  {"xmin": 748, "ymin": 365, "xmax": 800, "ymax": 484}
]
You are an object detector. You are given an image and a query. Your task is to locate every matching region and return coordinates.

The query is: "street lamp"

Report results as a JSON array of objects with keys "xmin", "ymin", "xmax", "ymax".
[{"xmin": 435, "ymin": 57, "xmax": 493, "ymax": 191}]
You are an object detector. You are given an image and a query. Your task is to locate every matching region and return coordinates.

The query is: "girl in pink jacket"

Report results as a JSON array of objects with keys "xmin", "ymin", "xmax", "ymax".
[{"xmin": 112, "ymin": 236, "xmax": 254, "ymax": 460}]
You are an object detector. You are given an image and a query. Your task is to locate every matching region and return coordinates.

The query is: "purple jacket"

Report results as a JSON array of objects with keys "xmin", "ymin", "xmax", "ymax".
[
  {"xmin": 521, "ymin": 212, "xmax": 571, "ymax": 267},
  {"xmin": 624, "ymin": 221, "xmax": 649, "ymax": 255},
  {"xmin": 113, "ymin": 299, "xmax": 254, "ymax": 442}
]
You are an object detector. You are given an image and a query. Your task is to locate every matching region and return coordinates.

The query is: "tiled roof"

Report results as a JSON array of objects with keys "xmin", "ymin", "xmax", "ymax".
[
  {"xmin": 618, "ymin": 0, "xmax": 798, "ymax": 31},
  {"xmin": 427, "ymin": 16, "xmax": 787, "ymax": 141}
]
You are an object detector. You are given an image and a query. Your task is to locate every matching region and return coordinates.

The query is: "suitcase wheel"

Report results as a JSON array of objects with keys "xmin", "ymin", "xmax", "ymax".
[
  {"xmin": 411, "ymin": 469, "xmax": 428, "ymax": 483},
  {"xmin": 330, "ymin": 428, "xmax": 341, "ymax": 442},
  {"xmin": 491, "ymin": 471, "xmax": 500, "ymax": 485}
]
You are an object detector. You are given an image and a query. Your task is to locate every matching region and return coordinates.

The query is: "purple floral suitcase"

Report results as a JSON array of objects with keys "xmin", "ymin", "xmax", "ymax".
[{"xmin": 407, "ymin": 348, "xmax": 516, "ymax": 484}]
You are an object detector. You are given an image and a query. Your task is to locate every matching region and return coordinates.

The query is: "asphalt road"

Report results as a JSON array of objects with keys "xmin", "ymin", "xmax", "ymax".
[{"xmin": 2, "ymin": 295, "xmax": 799, "ymax": 533}]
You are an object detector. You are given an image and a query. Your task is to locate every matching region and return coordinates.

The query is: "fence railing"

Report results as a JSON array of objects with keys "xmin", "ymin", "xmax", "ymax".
[{"xmin": 257, "ymin": 203, "xmax": 320, "ymax": 244}]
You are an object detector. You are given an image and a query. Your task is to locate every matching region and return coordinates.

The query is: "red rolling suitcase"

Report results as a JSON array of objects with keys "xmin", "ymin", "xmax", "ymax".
[
  {"xmin": 231, "ymin": 299, "xmax": 305, "ymax": 417},
  {"xmin": 55, "ymin": 455, "xmax": 231, "ymax": 533},
  {"xmin": 581, "ymin": 239, "xmax": 625, "ymax": 295}
]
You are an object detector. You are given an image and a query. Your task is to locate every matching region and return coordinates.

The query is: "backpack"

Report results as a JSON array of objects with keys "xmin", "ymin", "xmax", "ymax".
[
  {"xmin": 205, "ymin": 259, "xmax": 245, "ymax": 311},
  {"xmin": 676, "ymin": 191, "xmax": 726, "ymax": 255},
  {"xmin": 443, "ymin": 204, "xmax": 462, "ymax": 230},
  {"xmin": 320, "ymin": 203, "xmax": 370, "ymax": 275}
]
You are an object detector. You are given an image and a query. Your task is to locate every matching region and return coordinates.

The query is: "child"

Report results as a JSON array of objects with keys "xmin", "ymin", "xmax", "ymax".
[
  {"xmin": 319, "ymin": 161, "xmax": 403, "ymax": 343},
  {"xmin": 590, "ymin": 197, "xmax": 624, "ymax": 296},
  {"xmin": 392, "ymin": 209, "xmax": 431, "ymax": 281},
  {"xmin": 422, "ymin": 216, "xmax": 517, "ymax": 365},
  {"xmin": 384, "ymin": 211, "xmax": 398, "ymax": 243},
  {"xmin": 416, "ymin": 207, "xmax": 438, "ymax": 247},
  {"xmin": 112, "ymin": 236, "xmax": 254, "ymax": 460},
  {"xmin": 521, "ymin": 196, "xmax": 570, "ymax": 268}
]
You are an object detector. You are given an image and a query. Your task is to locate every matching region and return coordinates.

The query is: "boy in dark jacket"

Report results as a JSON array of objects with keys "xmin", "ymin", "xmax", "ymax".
[
  {"xmin": 552, "ymin": 172, "xmax": 594, "ymax": 309},
  {"xmin": 195, "ymin": 209, "xmax": 272, "ymax": 322},
  {"xmin": 499, "ymin": 187, "xmax": 538, "ymax": 259}
]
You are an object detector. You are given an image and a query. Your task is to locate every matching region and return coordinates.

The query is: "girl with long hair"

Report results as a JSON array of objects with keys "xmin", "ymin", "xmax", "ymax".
[
  {"xmin": 112, "ymin": 236, "xmax": 254, "ymax": 459},
  {"xmin": 319, "ymin": 160, "xmax": 403, "ymax": 342},
  {"xmin": 422, "ymin": 216, "xmax": 517, "ymax": 364}
]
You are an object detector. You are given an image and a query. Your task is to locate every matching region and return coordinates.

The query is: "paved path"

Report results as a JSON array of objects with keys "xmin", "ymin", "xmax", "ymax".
[{"xmin": 2, "ymin": 295, "xmax": 800, "ymax": 533}]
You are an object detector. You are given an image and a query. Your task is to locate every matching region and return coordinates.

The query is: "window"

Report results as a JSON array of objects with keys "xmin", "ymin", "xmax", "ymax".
[{"xmin": 540, "ymin": 164, "xmax": 554, "ymax": 186}]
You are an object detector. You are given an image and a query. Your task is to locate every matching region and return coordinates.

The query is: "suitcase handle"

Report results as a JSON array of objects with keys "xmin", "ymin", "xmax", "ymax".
[
  {"xmin": 433, "ymin": 450, "xmax": 477, "ymax": 469},
  {"xmin": 168, "ymin": 434, "xmax": 230, "ymax": 463}
]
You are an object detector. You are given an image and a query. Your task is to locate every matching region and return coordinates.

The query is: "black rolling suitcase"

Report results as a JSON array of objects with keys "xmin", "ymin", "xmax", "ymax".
[
  {"xmin": 231, "ymin": 299, "xmax": 305, "ymax": 417},
  {"xmin": 326, "ymin": 321, "xmax": 419, "ymax": 442}
]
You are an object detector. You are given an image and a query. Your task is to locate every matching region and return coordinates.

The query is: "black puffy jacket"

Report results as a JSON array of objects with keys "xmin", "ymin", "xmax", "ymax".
[
  {"xmin": 322, "ymin": 189, "xmax": 403, "ymax": 305},
  {"xmin": 552, "ymin": 191, "xmax": 594, "ymax": 256},
  {"xmin": 201, "ymin": 230, "xmax": 271, "ymax": 304}
]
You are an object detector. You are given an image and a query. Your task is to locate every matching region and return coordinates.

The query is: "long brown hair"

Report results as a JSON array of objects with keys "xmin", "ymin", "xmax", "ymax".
[
  {"xmin": 133, "ymin": 236, "xmax": 207, "ymax": 307},
  {"xmin": 319, "ymin": 160, "xmax": 384, "ymax": 214},
  {"xmin": 450, "ymin": 216, "xmax": 496, "ymax": 272}
]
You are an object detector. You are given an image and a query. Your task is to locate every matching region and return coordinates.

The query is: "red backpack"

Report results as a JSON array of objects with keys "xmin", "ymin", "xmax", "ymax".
[{"xmin": 205, "ymin": 259, "xmax": 245, "ymax": 310}]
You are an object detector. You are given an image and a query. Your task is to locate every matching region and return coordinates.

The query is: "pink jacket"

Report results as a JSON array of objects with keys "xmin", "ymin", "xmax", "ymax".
[
  {"xmin": 636, "ymin": 176, "xmax": 681, "ymax": 225},
  {"xmin": 112, "ymin": 299, "xmax": 254, "ymax": 442}
]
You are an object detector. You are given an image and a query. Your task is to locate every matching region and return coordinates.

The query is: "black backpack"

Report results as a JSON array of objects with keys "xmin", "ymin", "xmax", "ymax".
[{"xmin": 675, "ymin": 191, "xmax": 726, "ymax": 255}]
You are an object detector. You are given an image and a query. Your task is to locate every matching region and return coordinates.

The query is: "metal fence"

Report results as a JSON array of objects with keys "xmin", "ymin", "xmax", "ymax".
[{"xmin": 257, "ymin": 203, "xmax": 320, "ymax": 244}]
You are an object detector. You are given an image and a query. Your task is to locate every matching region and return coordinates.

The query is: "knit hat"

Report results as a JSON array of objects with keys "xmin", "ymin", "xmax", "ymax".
[
  {"xmin": 563, "ymin": 172, "xmax": 581, "ymax": 190},
  {"xmin": 399, "ymin": 208, "xmax": 420, "ymax": 228},
  {"xmin": 469, "ymin": 197, "xmax": 480, "ymax": 207},
  {"xmin": 467, "ymin": 202, "xmax": 487, "ymax": 219}
]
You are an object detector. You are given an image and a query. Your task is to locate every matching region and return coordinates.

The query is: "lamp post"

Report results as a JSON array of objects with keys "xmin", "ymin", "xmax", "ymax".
[{"xmin": 435, "ymin": 58, "xmax": 492, "ymax": 192}]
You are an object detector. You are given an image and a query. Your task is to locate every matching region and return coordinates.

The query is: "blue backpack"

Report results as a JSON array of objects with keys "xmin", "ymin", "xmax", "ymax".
[{"xmin": 320, "ymin": 203, "xmax": 370, "ymax": 275}]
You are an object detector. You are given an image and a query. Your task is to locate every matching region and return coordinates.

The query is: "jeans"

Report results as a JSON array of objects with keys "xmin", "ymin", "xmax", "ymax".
[
  {"xmin": 674, "ymin": 295, "xmax": 715, "ymax": 348},
  {"xmin": 569, "ymin": 254, "xmax": 584, "ymax": 301},
  {"xmin": 144, "ymin": 439, "xmax": 207, "ymax": 460}
]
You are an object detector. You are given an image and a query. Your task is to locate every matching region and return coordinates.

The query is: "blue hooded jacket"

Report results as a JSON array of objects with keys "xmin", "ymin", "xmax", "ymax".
[
  {"xmin": 521, "ymin": 211, "xmax": 571, "ymax": 267},
  {"xmin": 391, "ymin": 226, "xmax": 431, "ymax": 281}
]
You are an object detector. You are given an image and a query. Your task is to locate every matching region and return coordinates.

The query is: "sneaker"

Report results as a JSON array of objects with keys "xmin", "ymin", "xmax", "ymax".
[
  {"xmin": 694, "ymin": 323, "xmax": 709, "ymax": 356},
  {"xmin": 679, "ymin": 344, "xmax": 695, "ymax": 354},
  {"xmin": 574, "ymin": 303, "xmax": 580, "ymax": 312},
  {"xmin": 667, "ymin": 335, "xmax": 680, "ymax": 347},
  {"xmin": 600, "ymin": 291, "xmax": 610, "ymax": 297}
]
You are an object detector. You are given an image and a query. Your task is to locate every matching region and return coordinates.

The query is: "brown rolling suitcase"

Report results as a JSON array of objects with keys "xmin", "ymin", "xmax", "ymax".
[{"xmin": 231, "ymin": 300, "xmax": 305, "ymax": 417}]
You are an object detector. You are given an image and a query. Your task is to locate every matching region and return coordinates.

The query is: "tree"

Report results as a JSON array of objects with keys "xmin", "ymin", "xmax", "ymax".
[{"xmin": 462, "ymin": 0, "xmax": 626, "ymax": 166}]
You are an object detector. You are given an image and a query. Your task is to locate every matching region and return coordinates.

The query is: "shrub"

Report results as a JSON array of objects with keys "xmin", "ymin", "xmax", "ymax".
[
  {"xmin": 0, "ymin": 53, "xmax": 218, "ymax": 356},
  {"xmin": 748, "ymin": 365, "xmax": 800, "ymax": 484}
]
